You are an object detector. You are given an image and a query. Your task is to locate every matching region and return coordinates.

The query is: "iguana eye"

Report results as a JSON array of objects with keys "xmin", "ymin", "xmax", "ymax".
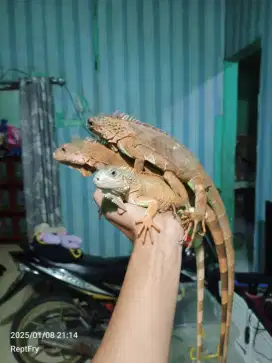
[{"xmin": 111, "ymin": 170, "xmax": 116, "ymax": 176}]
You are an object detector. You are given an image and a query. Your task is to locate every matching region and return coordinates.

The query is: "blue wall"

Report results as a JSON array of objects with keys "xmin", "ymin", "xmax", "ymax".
[
  {"xmin": 225, "ymin": 0, "xmax": 272, "ymax": 271},
  {"xmin": 0, "ymin": 0, "xmax": 225, "ymax": 256}
]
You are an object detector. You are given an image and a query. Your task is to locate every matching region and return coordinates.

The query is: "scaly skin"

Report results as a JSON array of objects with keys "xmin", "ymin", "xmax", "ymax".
[
  {"xmin": 53, "ymin": 138, "xmax": 161, "ymax": 177},
  {"xmin": 87, "ymin": 112, "xmax": 234, "ymax": 363},
  {"xmin": 93, "ymin": 166, "xmax": 187, "ymax": 244},
  {"xmin": 53, "ymin": 138, "xmax": 128, "ymax": 176},
  {"xmin": 53, "ymin": 137, "xmax": 229, "ymax": 362}
]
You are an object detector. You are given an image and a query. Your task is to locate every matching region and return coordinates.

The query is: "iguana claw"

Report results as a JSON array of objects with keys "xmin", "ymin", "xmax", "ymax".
[
  {"xmin": 135, "ymin": 215, "xmax": 161, "ymax": 245},
  {"xmin": 180, "ymin": 208, "xmax": 206, "ymax": 244}
]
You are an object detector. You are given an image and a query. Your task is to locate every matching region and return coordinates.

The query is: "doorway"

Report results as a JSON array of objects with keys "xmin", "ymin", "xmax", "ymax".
[
  {"xmin": 234, "ymin": 49, "xmax": 261, "ymax": 272},
  {"xmin": 221, "ymin": 44, "xmax": 261, "ymax": 272}
]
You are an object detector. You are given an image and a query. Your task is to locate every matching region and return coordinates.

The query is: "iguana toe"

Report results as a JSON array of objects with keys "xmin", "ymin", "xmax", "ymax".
[{"xmin": 135, "ymin": 216, "xmax": 161, "ymax": 245}]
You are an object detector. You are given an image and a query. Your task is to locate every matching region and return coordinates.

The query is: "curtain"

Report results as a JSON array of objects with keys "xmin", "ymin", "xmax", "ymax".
[{"xmin": 19, "ymin": 77, "xmax": 62, "ymax": 240}]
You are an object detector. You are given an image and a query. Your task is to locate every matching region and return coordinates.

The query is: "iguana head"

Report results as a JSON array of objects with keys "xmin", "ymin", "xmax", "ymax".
[
  {"xmin": 53, "ymin": 139, "xmax": 100, "ymax": 176},
  {"xmin": 87, "ymin": 114, "xmax": 135, "ymax": 143},
  {"xmin": 93, "ymin": 166, "xmax": 135, "ymax": 195}
]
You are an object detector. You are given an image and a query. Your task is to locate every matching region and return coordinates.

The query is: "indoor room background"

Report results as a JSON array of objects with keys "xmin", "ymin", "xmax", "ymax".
[{"xmin": 0, "ymin": 0, "xmax": 271, "ymax": 274}]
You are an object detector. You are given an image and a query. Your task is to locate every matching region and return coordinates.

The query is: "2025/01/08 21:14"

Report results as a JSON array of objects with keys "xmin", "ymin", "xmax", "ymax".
[{"xmin": 10, "ymin": 331, "xmax": 79, "ymax": 339}]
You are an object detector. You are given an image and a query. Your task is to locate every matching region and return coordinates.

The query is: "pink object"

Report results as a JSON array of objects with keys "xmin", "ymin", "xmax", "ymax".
[{"xmin": 7, "ymin": 125, "xmax": 21, "ymax": 147}]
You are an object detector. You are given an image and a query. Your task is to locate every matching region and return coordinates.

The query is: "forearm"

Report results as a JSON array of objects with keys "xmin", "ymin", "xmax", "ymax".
[{"xmin": 92, "ymin": 237, "xmax": 182, "ymax": 363}]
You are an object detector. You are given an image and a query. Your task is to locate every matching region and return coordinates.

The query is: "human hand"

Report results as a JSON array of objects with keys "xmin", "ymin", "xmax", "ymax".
[{"xmin": 93, "ymin": 189, "xmax": 184, "ymax": 244}]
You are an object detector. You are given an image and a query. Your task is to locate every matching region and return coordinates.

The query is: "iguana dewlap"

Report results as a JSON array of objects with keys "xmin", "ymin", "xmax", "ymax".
[{"xmin": 93, "ymin": 166, "xmax": 186, "ymax": 244}]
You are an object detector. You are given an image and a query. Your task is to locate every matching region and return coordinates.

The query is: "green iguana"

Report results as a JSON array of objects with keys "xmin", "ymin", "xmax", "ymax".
[
  {"xmin": 87, "ymin": 112, "xmax": 234, "ymax": 363},
  {"xmin": 53, "ymin": 138, "xmax": 229, "ymax": 363}
]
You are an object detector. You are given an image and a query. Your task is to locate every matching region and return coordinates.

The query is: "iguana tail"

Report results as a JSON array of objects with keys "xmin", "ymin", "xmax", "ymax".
[
  {"xmin": 205, "ymin": 206, "xmax": 229, "ymax": 363},
  {"xmin": 207, "ymin": 186, "xmax": 235, "ymax": 363},
  {"xmin": 180, "ymin": 205, "xmax": 229, "ymax": 363},
  {"xmin": 194, "ymin": 238, "xmax": 205, "ymax": 363}
]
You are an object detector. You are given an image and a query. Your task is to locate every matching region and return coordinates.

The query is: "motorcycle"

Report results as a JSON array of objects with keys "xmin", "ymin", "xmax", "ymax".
[{"xmin": 0, "ymin": 231, "xmax": 219, "ymax": 363}]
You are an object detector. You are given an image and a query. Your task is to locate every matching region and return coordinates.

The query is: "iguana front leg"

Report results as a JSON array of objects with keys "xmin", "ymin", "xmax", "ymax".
[
  {"xmin": 134, "ymin": 160, "xmax": 194, "ymax": 239},
  {"xmin": 103, "ymin": 192, "xmax": 127, "ymax": 215},
  {"xmin": 163, "ymin": 171, "xmax": 206, "ymax": 241},
  {"xmin": 132, "ymin": 196, "xmax": 161, "ymax": 245},
  {"xmin": 164, "ymin": 172, "xmax": 207, "ymax": 240},
  {"xmin": 134, "ymin": 158, "xmax": 206, "ymax": 239}
]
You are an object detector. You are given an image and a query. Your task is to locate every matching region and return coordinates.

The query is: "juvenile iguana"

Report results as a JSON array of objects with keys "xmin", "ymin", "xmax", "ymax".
[
  {"xmin": 93, "ymin": 165, "xmax": 188, "ymax": 244},
  {"xmin": 87, "ymin": 112, "xmax": 234, "ymax": 363}
]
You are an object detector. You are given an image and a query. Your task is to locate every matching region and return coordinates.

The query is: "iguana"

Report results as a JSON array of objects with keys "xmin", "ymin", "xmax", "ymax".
[
  {"xmin": 53, "ymin": 138, "xmax": 229, "ymax": 363},
  {"xmin": 53, "ymin": 138, "xmax": 162, "ymax": 177},
  {"xmin": 93, "ymin": 165, "xmax": 188, "ymax": 244},
  {"xmin": 53, "ymin": 138, "xmax": 128, "ymax": 176},
  {"xmin": 87, "ymin": 112, "xmax": 234, "ymax": 363}
]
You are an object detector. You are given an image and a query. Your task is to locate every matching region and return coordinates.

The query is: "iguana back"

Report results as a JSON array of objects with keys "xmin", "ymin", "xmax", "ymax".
[{"xmin": 89, "ymin": 112, "xmax": 208, "ymax": 186}]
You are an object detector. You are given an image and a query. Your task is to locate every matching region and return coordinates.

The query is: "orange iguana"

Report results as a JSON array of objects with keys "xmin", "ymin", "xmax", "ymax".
[
  {"xmin": 53, "ymin": 138, "xmax": 128, "ymax": 176},
  {"xmin": 53, "ymin": 137, "xmax": 230, "ymax": 363},
  {"xmin": 87, "ymin": 112, "xmax": 234, "ymax": 363},
  {"xmin": 53, "ymin": 138, "xmax": 161, "ymax": 177}
]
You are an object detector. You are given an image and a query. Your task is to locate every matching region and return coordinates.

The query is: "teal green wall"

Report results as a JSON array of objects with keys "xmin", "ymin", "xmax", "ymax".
[
  {"xmin": 0, "ymin": 0, "xmax": 225, "ymax": 256},
  {"xmin": 0, "ymin": 91, "xmax": 20, "ymax": 127}
]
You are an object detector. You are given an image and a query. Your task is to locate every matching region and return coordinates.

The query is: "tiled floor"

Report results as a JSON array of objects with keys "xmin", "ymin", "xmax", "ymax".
[{"xmin": 0, "ymin": 245, "xmax": 244, "ymax": 363}]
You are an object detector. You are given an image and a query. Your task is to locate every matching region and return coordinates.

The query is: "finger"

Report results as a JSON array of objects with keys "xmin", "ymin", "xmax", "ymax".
[
  {"xmin": 151, "ymin": 223, "xmax": 161, "ymax": 233},
  {"xmin": 137, "ymin": 223, "xmax": 145, "ymax": 238},
  {"xmin": 143, "ymin": 228, "xmax": 148, "ymax": 245},
  {"xmin": 145, "ymin": 228, "xmax": 154, "ymax": 245},
  {"xmin": 109, "ymin": 220, "xmax": 133, "ymax": 241}
]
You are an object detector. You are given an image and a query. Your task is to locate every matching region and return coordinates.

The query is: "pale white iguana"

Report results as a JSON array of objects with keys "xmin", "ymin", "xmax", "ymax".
[
  {"xmin": 87, "ymin": 112, "xmax": 234, "ymax": 363},
  {"xmin": 94, "ymin": 165, "xmax": 187, "ymax": 243}
]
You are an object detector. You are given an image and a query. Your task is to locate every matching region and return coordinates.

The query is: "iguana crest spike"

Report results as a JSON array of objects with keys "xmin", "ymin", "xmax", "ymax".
[{"xmin": 112, "ymin": 111, "xmax": 169, "ymax": 136}]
